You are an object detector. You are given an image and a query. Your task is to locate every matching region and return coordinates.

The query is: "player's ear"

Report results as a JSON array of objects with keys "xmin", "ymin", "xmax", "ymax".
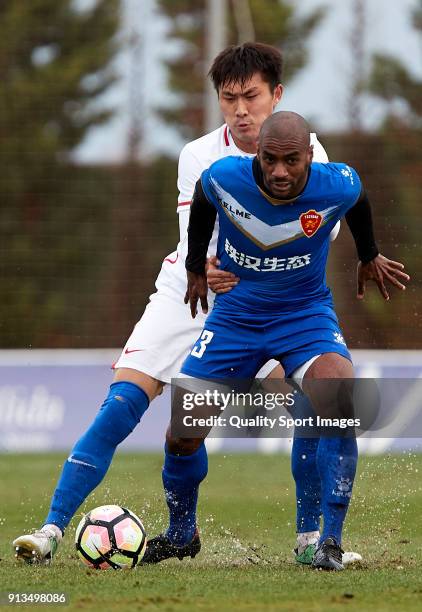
[
  {"xmin": 273, "ymin": 84, "xmax": 283, "ymax": 108},
  {"xmin": 308, "ymin": 144, "xmax": 314, "ymax": 163}
]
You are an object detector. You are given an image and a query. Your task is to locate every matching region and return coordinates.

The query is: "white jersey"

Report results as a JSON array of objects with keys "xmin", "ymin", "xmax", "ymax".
[
  {"xmin": 115, "ymin": 125, "xmax": 333, "ymax": 383},
  {"xmin": 156, "ymin": 124, "xmax": 330, "ymax": 301}
]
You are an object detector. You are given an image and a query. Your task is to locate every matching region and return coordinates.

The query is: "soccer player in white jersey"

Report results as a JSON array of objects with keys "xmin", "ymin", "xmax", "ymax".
[{"xmin": 13, "ymin": 43, "xmax": 348, "ymax": 566}]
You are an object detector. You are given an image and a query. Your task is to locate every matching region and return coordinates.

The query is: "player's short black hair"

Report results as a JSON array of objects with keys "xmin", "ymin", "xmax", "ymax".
[{"xmin": 209, "ymin": 42, "xmax": 283, "ymax": 93}]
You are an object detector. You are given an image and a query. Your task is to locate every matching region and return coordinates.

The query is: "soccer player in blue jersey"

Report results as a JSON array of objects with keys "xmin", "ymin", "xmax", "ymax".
[
  {"xmin": 144, "ymin": 111, "xmax": 409, "ymax": 569},
  {"xmin": 13, "ymin": 43, "xmax": 345, "ymax": 568}
]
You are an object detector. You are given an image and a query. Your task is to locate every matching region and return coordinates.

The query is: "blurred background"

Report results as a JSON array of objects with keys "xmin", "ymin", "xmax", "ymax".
[{"xmin": 1, "ymin": 0, "xmax": 421, "ymax": 350}]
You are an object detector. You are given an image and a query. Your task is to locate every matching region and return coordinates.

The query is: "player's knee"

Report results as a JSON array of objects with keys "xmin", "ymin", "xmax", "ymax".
[
  {"xmin": 113, "ymin": 368, "xmax": 163, "ymax": 401},
  {"xmin": 165, "ymin": 430, "xmax": 203, "ymax": 455},
  {"xmin": 105, "ymin": 379, "xmax": 149, "ymax": 413}
]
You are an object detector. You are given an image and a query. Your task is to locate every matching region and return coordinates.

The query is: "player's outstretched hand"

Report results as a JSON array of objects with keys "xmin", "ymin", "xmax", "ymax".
[
  {"xmin": 357, "ymin": 254, "xmax": 410, "ymax": 301},
  {"xmin": 185, "ymin": 271, "xmax": 208, "ymax": 318},
  {"xmin": 206, "ymin": 256, "xmax": 239, "ymax": 294}
]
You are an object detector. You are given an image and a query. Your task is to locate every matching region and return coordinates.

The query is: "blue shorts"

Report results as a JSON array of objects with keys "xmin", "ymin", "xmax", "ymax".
[{"xmin": 181, "ymin": 302, "xmax": 351, "ymax": 379}]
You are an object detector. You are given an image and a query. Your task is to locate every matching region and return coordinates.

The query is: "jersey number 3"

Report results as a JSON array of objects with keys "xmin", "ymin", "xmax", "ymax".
[{"xmin": 191, "ymin": 330, "xmax": 214, "ymax": 358}]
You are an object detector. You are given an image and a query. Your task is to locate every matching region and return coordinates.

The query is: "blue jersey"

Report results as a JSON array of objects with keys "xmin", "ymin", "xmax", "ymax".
[{"xmin": 201, "ymin": 158, "xmax": 361, "ymax": 313}]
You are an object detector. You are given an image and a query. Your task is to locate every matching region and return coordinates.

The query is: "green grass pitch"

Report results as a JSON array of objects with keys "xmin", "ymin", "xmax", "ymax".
[{"xmin": 1, "ymin": 452, "xmax": 421, "ymax": 611}]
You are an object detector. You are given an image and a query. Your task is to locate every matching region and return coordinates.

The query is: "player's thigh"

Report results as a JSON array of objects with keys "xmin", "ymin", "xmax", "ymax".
[
  {"xmin": 181, "ymin": 317, "xmax": 265, "ymax": 379},
  {"xmin": 263, "ymin": 362, "xmax": 285, "ymax": 378},
  {"xmin": 304, "ymin": 352, "xmax": 354, "ymax": 379},
  {"xmin": 174, "ymin": 316, "xmax": 265, "ymax": 449},
  {"xmin": 114, "ymin": 292, "xmax": 208, "ymax": 384},
  {"xmin": 276, "ymin": 305, "xmax": 352, "ymax": 379}
]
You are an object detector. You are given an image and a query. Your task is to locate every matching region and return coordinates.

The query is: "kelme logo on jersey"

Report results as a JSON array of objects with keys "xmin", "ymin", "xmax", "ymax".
[{"xmin": 299, "ymin": 210, "xmax": 322, "ymax": 238}]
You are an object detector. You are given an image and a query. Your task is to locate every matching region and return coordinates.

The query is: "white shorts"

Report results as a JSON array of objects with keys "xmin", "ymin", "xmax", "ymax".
[{"xmin": 114, "ymin": 258, "xmax": 279, "ymax": 384}]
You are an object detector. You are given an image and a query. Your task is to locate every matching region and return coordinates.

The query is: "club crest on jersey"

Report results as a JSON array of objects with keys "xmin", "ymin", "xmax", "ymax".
[{"xmin": 299, "ymin": 209, "xmax": 322, "ymax": 237}]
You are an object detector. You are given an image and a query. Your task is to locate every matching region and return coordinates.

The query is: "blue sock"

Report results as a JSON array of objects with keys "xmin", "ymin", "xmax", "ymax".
[
  {"xmin": 45, "ymin": 381, "xmax": 149, "ymax": 533},
  {"xmin": 291, "ymin": 436, "xmax": 321, "ymax": 533},
  {"xmin": 162, "ymin": 442, "xmax": 208, "ymax": 546},
  {"xmin": 317, "ymin": 437, "xmax": 358, "ymax": 544}
]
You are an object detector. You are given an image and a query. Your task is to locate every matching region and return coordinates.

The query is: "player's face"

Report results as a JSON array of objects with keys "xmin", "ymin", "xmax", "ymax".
[
  {"xmin": 257, "ymin": 136, "xmax": 313, "ymax": 199},
  {"xmin": 218, "ymin": 74, "xmax": 283, "ymax": 154}
]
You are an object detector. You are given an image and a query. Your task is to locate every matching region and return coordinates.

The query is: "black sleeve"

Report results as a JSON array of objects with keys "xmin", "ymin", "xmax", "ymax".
[
  {"xmin": 185, "ymin": 179, "xmax": 217, "ymax": 274},
  {"xmin": 345, "ymin": 187, "xmax": 379, "ymax": 264}
]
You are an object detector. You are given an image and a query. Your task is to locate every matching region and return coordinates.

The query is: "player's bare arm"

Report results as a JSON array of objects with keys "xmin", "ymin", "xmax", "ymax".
[{"xmin": 344, "ymin": 187, "xmax": 410, "ymax": 300}]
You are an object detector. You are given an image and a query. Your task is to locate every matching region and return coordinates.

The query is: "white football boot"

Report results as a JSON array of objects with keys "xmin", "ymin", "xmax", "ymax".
[{"xmin": 13, "ymin": 525, "xmax": 61, "ymax": 565}]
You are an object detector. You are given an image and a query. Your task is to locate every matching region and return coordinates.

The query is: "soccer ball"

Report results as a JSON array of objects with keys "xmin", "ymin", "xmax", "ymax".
[{"xmin": 75, "ymin": 504, "xmax": 147, "ymax": 569}]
